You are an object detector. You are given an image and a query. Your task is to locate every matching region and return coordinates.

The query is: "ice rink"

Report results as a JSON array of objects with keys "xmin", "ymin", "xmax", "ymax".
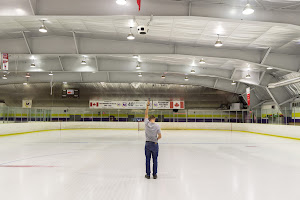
[{"xmin": 1, "ymin": 129, "xmax": 300, "ymax": 200}]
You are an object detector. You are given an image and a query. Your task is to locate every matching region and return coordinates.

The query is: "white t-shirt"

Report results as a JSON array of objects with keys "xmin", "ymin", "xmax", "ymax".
[{"xmin": 144, "ymin": 118, "xmax": 161, "ymax": 143}]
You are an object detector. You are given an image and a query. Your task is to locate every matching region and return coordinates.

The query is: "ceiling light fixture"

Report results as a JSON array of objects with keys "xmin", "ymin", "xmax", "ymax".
[
  {"xmin": 116, "ymin": 0, "xmax": 127, "ymax": 5},
  {"xmin": 127, "ymin": 27, "xmax": 135, "ymax": 40},
  {"xmin": 63, "ymin": 82, "xmax": 67, "ymax": 84},
  {"xmin": 191, "ymin": 69, "xmax": 195, "ymax": 74},
  {"xmin": 185, "ymin": 76, "xmax": 189, "ymax": 81},
  {"xmin": 133, "ymin": 55, "xmax": 139, "ymax": 59},
  {"xmin": 25, "ymin": 73, "xmax": 31, "ymax": 78},
  {"xmin": 81, "ymin": 57, "xmax": 87, "ymax": 65},
  {"xmin": 49, "ymin": 71, "xmax": 53, "ymax": 76},
  {"xmin": 215, "ymin": 34, "xmax": 223, "ymax": 47},
  {"xmin": 199, "ymin": 58, "xmax": 205, "ymax": 64},
  {"xmin": 243, "ymin": 1, "xmax": 254, "ymax": 15},
  {"xmin": 245, "ymin": 71, "xmax": 251, "ymax": 79},
  {"xmin": 161, "ymin": 75, "xmax": 166, "ymax": 79},
  {"xmin": 2, "ymin": 75, "xmax": 7, "ymax": 80},
  {"xmin": 23, "ymin": 82, "xmax": 28, "ymax": 85},
  {"xmin": 30, "ymin": 60, "xmax": 36, "ymax": 68},
  {"xmin": 39, "ymin": 20, "xmax": 48, "ymax": 33},
  {"xmin": 136, "ymin": 62, "xmax": 141, "ymax": 70},
  {"xmin": 231, "ymin": 80, "xmax": 236, "ymax": 85},
  {"xmin": 267, "ymin": 66, "xmax": 273, "ymax": 70},
  {"xmin": 138, "ymin": 73, "xmax": 142, "ymax": 77}
]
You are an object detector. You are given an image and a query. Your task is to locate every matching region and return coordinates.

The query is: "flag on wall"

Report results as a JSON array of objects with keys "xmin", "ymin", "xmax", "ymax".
[
  {"xmin": 90, "ymin": 101, "xmax": 99, "ymax": 108},
  {"xmin": 170, "ymin": 101, "xmax": 185, "ymax": 109},
  {"xmin": 246, "ymin": 87, "xmax": 251, "ymax": 106},
  {"xmin": 2, "ymin": 53, "xmax": 8, "ymax": 70},
  {"xmin": 137, "ymin": 0, "xmax": 141, "ymax": 11}
]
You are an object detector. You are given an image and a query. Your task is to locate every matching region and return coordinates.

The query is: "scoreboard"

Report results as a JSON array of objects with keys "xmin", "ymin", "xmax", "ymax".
[{"xmin": 62, "ymin": 89, "xmax": 79, "ymax": 98}]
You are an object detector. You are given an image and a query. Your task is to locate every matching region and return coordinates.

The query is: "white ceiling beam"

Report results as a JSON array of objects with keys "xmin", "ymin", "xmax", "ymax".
[
  {"xmin": 28, "ymin": 0, "xmax": 37, "ymax": 15},
  {"xmin": 275, "ymin": 2, "xmax": 300, "ymax": 10},
  {"xmin": 107, "ymin": 72, "xmax": 110, "ymax": 82},
  {"xmin": 213, "ymin": 79, "xmax": 218, "ymax": 88},
  {"xmin": 80, "ymin": 72, "xmax": 83, "ymax": 82},
  {"xmin": 58, "ymin": 56, "xmax": 64, "ymax": 71},
  {"xmin": 265, "ymin": 87, "xmax": 282, "ymax": 112},
  {"xmin": 252, "ymin": 90, "xmax": 261, "ymax": 101},
  {"xmin": 254, "ymin": 0, "xmax": 266, "ymax": 10},
  {"xmin": 1, "ymin": 37, "xmax": 299, "ymax": 73},
  {"xmin": 72, "ymin": 32, "xmax": 79, "ymax": 54},
  {"xmin": 260, "ymin": 47, "xmax": 272, "ymax": 65},
  {"xmin": 95, "ymin": 56, "xmax": 99, "ymax": 71},
  {"xmin": 234, "ymin": 82, "xmax": 240, "ymax": 93},
  {"xmin": 279, "ymin": 96, "xmax": 299, "ymax": 106},
  {"xmin": 188, "ymin": 1, "xmax": 192, "ymax": 16},
  {"xmin": 21, "ymin": 31, "xmax": 32, "ymax": 54},
  {"xmin": 230, "ymin": 69, "xmax": 237, "ymax": 80},
  {"xmin": 251, "ymin": 100, "xmax": 269, "ymax": 109},
  {"xmin": 258, "ymin": 71, "xmax": 266, "ymax": 85},
  {"xmin": 11, "ymin": 2, "xmax": 300, "ymax": 26}
]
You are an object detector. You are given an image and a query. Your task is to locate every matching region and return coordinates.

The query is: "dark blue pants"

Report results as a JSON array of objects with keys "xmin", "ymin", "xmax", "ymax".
[{"xmin": 145, "ymin": 141, "xmax": 159, "ymax": 176}]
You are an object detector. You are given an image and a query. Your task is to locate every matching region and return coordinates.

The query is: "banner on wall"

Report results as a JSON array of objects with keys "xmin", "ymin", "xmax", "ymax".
[
  {"xmin": 153, "ymin": 101, "xmax": 185, "ymax": 109},
  {"xmin": 89, "ymin": 101, "xmax": 153, "ymax": 109},
  {"xmin": 22, "ymin": 100, "xmax": 32, "ymax": 108},
  {"xmin": 2, "ymin": 53, "xmax": 8, "ymax": 70},
  {"xmin": 89, "ymin": 101, "xmax": 185, "ymax": 109},
  {"xmin": 246, "ymin": 87, "xmax": 251, "ymax": 106}
]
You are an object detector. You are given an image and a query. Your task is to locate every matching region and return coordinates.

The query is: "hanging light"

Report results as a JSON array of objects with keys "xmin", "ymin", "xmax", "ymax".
[
  {"xmin": 267, "ymin": 66, "xmax": 273, "ymax": 70},
  {"xmin": 30, "ymin": 60, "xmax": 36, "ymax": 68},
  {"xmin": 116, "ymin": 0, "xmax": 127, "ymax": 5},
  {"xmin": 191, "ymin": 69, "xmax": 196, "ymax": 74},
  {"xmin": 199, "ymin": 58, "xmax": 206, "ymax": 64},
  {"xmin": 39, "ymin": 20, "xmax": 47, "ymax": 33},
  {"xmin": 136, "ymin": 62, "xmax": 141, "ymax": 70},
  {"xmin": 185, "ymin": 76, "xmax": 189, "ymax": 81},
  {"xmin": 215, "ymin": 34, "xmax": 223, "ymax": 47},
  {"xmin": 138, "ymin": 73, "xmax": 142, "ymax": 77},
  {"xmin": 63, "ymin": 82, "xmax": 67, "ymax": 85},
  {"xmin": 25, "ymin": 73, "xmax": 31, "ymax": 78},
  {"xmin": 243, "ymin": 1, "xmax": 254, "ymax": 15},
  {"xmin": 231, "ymin": 80, "xmax": 236, "ymax": 85},
  {"xmin": 81, "ymin": 57, "xmax": 87, "ymax": 65},
  {"xmin": 161, "ymin": 75, "xmax": 166, "ymax": 79},
  {"xmin": 133, "ymin": 55, "xmax": 139, "ymax": 59},
  {"xmin": 2, "ymin": 75, "xmax": 7, "ymax": 80},
  {"xmin": 246, "ymin": 71, "xmax": 251, "ymax": 79},
  {"xmin": 23, "ymin": 82, "xmax": 28, "ymax": 85},
  {"xmin": 49, "ymin": 71, "xmax": 53, "ymax": 76},
  {"xmin": 127, "ymin": 27, "xmax": 135, "ymax": 40}
]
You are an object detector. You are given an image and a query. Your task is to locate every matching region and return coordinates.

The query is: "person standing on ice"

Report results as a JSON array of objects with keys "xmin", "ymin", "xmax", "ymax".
[{"xmin": 144, "ymin": 99, "xmax": 162, "ymax": 179}]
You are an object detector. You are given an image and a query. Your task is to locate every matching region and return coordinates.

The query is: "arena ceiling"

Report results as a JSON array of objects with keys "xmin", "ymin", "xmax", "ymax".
[{"xmin": 0, "ymin": 0, "xmax": 299, "ymax": 108}]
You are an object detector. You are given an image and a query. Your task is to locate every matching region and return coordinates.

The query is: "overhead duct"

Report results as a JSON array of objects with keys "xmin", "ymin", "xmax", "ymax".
[{"xmin": 268, "ymin": 76, "xmax": 300, "ymax": 88}]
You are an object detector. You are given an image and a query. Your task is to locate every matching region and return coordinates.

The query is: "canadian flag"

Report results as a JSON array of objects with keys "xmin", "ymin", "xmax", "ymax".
[
  {"xmin": 170, "ymin": 101, "xmax": 184, "ymax": 109},
  {"xmin": 137, "ymin": 0, "xmax": 141, "ymax": 11},
  {"xmin": 90, "ymin": 101, "xmax": 99, "ymax": 108}
]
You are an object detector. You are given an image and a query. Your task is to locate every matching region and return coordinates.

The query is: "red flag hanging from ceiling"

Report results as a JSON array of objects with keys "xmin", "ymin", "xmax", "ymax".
[
  {"xmin": 137, "ymin": 0, "xmax": 141, "ymax": 11},
  {"xmin": 246, "ymin": 87, "xmax": 251, "ymax": 106}
]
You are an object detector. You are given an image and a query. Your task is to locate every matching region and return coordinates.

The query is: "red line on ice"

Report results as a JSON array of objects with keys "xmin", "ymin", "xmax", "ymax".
[{"xmin": 0, "ymin": 165, "xmax": 56, "ymax": 168}]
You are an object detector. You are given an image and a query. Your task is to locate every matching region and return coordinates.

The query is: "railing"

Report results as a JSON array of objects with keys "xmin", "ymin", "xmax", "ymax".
[{"xmin": 0, "ymin": 107, "xmax": 299, "ymax": 126}]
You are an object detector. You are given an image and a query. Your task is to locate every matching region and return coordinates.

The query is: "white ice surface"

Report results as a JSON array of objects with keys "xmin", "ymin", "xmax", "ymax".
[{"xmin": 0, "ymin": 129, "xmax": 300, "ymax": 200}]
